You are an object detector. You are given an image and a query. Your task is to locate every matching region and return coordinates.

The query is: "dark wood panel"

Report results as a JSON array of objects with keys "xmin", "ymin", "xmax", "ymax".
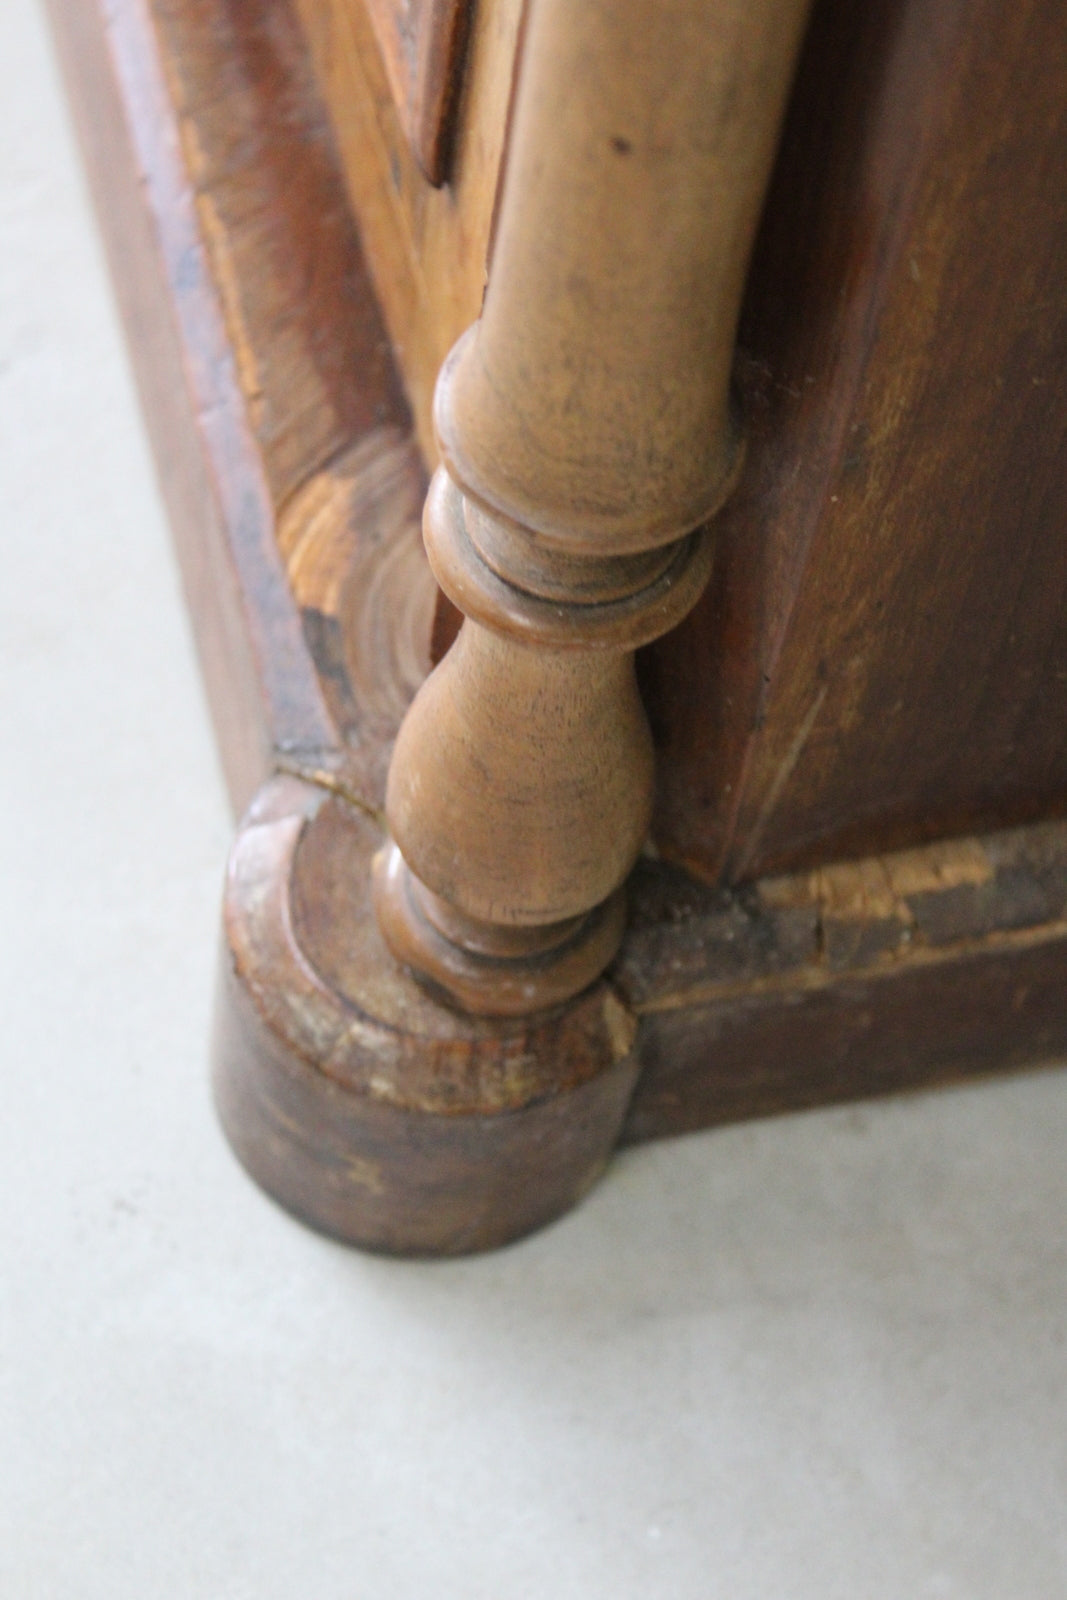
[
  {"xmin": 646, "ymin": 0, "xmax": 1067, "ymax": 883},
  {"xmin": 625, "ymin": 935, "xmax": 1067, "ymax": 1143},
  {"xmin": 620, "ymin": 817, "xmax": 1067, "ymax": 1140}
]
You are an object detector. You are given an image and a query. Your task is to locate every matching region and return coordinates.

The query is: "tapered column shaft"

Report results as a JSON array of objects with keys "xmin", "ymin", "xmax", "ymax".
[{"xmin": 439, "ymin": 0, "xmax": 811, "ymax": 552}]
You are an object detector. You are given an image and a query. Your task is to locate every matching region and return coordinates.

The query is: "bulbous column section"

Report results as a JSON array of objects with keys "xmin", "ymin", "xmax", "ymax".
[{"xmin": 374, "ymin": 0, "xmax": 812, "ymax": 1015}]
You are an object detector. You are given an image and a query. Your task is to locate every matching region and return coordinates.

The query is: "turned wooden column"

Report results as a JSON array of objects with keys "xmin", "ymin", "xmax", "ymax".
[{"xmin": 375, "ymin": 0, "xmax": 811, "ymax": 1014}]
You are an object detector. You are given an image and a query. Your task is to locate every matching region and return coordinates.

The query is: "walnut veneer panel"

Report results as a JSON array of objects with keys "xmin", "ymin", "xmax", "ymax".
[{"xmin": 646, "ymin": 0, "xmax": 1067, "ymax": 883}]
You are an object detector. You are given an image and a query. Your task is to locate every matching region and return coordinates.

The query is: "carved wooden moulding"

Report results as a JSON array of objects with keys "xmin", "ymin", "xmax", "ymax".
[
  {"xmin": 360, "ymin": 0, "xmax": 473, "ymax": 184},
  {"xmin": 50, "ymin": 0, "xmax": 1067, "ymax": 1254}
]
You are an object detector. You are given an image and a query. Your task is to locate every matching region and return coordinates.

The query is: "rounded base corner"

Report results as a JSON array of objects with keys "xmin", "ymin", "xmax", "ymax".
[{"xmin": 211, "ymin": 777, "xmax": 639, "ymax": 1256}]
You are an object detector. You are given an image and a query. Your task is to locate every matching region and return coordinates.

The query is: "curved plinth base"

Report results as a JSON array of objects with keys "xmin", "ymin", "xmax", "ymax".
[{"xmin": 213, "ymin": 777, "xmax": 640, "ymax": 1255}]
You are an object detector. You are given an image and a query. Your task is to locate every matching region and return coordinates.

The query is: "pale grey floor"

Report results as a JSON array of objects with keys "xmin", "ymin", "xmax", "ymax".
[{"xmin": 2, "ymin": 2, "xmax": 1066, "ymax": 1595}]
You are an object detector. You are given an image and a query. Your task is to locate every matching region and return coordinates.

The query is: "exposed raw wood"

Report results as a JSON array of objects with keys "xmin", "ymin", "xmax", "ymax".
[
  {"xmin": 620, "ymin": 822, "xmax": 1067, "ymax": 1136},
  {"xmin": 276, "ymin": 431, "xmax": 436, "ymax": 772}
]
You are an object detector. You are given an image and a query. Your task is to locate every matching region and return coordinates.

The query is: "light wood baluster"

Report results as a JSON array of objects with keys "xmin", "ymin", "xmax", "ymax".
[{"xmin": 374, "ymin": 0, "xmax": 812, "ymax": 1015}]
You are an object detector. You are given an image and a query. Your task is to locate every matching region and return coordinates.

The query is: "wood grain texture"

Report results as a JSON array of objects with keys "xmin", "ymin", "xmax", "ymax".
[
  {"xmin": 361, "ymin": 0, "xmax": 474, "ymax": 184},
  {"xmin": 47, "ymin": 0, "xmax": 643, "ymax": 1249},
  {"xmin": 620, "ymin": 820, "xmax": 1067, "ymax": 1139},
  {"xmin": 374, "ymin": 0, "xmax": 811, "ymax": 1014},
  {"xmin": 626, "ymin": 935, "xmax": 1067, "ymax": 1142},
  {"xmin": 646, "ymin": 0, "xmax": 1067, "ymax": 882},
  {"xmin": 215, "ymin": 776, "xmax": 639, "ymax": 1253},
  {"xmin": 46, "ymin": 0, "xmax": 412, "ymax": 814},
  {"xmin": 292, "ymin": 0, "xmax": 522, "ymax": 461},
  {"xmin": 52, "ymin": 0, "xmax": 1067, "ymax": 1252}
]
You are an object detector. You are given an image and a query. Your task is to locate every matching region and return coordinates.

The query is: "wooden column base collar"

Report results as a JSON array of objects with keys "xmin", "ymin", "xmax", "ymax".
[
  {"xmin": 374, "ymin": 467, "xmax": 717, "ymax": 1015},
  {"xmin": 373, "ymin": 841, "xmax": 628, "ymax": 1016},
  {"xmin": 422, "ymin": 468, "xmax": 719, "ymax": 649}
]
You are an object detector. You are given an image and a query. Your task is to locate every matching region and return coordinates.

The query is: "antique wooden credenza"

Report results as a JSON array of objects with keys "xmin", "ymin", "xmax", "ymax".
[{"xmin": 50, "ymin": 0, "xmax": 1067, "ymax": 1251}]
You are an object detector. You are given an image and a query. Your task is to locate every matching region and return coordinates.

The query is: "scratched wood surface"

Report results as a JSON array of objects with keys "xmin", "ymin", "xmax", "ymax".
[
  {"xmin": 620, "ymin": 818, "xmax": 1067, "ymax": 1138},
  {"xmin": 644, "ymin": 0, "xmax": 1067, "ymax": 884}
]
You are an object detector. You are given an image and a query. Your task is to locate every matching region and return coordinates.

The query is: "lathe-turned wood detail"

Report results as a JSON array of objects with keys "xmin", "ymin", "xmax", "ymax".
[
  {"xmin": 374, "ymin": 0, "xmax": 813, "ymax": 1016},
  {"xmin": 52, "ymin": 0, "xmax": 1067, "ymax": 1256}
]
